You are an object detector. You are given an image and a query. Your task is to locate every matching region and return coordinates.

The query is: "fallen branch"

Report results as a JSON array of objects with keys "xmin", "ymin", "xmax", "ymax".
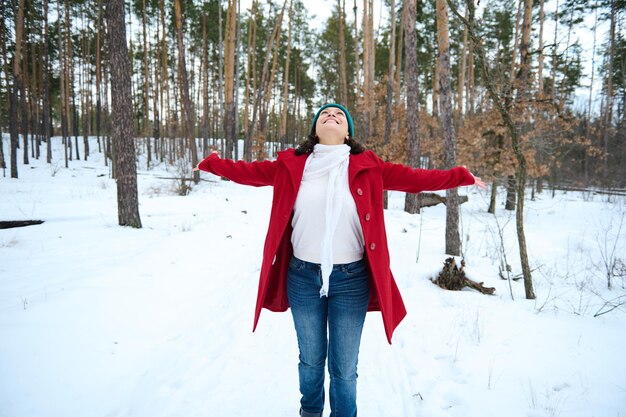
[
  {"xmin": 594, "ymin": 296, "xmax": 626, "ymax": 317},
  {"xmin": 419, "ymin": 193, "xmax": 468, "ymax": 208},
  {"xmin": 0, "ymin": 220, "xmax": 45, "ymax": 229}
]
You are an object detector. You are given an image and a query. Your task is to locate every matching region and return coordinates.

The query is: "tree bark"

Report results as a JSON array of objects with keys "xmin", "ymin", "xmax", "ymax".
[
  {"xmin": 404, "ymin": 0, "xmax": 421, "ymax": 214},
  {"xmin": 436, "ymin": 0, "xmax": 461, "ymax": 256},
  {"xmin": 505, "ymin": 175, "xmax": 516, "ymax": 210},
  {"xmin": 106, "ymin": 0, "xmax": 142, "ymax": 228}
]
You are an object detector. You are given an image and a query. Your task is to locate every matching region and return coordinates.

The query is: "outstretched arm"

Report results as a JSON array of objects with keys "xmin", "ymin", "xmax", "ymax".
[
  {"xmin": 194, "ymin": 152, "xmax": 277, "ymax": 187},
  {"xmin": 381, "ymin": 159, "xmax": 485, "ymax": 193}
]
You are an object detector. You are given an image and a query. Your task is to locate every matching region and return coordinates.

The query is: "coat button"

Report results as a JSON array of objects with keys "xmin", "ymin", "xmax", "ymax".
[
  {"xmin": 356, "ymin": 188, "xmax": 363, "ymax": 196},
  {"xmin": 365, "ymin": 213, "xmax": 371, "ymax": 221},
  {"xmin": 369, "ymin": 243, "xmax": 376, "ymax": 250}
]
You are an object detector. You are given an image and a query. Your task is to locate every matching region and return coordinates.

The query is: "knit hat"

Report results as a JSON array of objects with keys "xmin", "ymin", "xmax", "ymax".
[{"xmin": 310, "ymin": 103, "xmax": 355, "ymax": 138}]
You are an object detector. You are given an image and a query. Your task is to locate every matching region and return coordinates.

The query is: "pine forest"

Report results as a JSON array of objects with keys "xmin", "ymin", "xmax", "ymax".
[{"xmin": 1, "ymin": 0, "xmax": 625, "ymax": 218}]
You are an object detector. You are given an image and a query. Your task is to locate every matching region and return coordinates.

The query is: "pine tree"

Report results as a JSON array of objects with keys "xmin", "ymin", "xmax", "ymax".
[{"xmin": 106, "ymin": 0, "xmax": 142, "ymax": 228}]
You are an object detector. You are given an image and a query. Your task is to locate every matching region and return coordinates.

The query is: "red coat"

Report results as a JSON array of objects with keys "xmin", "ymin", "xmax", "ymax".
[{"xmin": 198, "ymin": 148, "xmax": 475, "ymax": 343}]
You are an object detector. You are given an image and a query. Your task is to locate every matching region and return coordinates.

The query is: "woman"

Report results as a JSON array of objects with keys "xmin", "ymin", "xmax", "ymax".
[{"xmin": 194, "ymin": 103, "xmax": 486, "ymax": 417}]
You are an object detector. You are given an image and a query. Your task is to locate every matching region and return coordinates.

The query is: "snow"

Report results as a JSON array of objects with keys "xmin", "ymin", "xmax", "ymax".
[{"xmin": 1, "ymin": 136, "xmax": 625, "ymax": 417}]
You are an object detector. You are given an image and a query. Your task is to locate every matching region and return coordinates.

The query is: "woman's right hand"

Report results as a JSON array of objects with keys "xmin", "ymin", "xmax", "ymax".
[{"xmin": 193, "ymin": 151, "xmax": 219, "ymax": 171}]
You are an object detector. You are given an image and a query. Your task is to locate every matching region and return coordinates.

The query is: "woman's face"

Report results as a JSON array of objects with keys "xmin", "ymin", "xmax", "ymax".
[{"xmin": 315, "ymin": 107, "xmax": 349, "ymax": 144}]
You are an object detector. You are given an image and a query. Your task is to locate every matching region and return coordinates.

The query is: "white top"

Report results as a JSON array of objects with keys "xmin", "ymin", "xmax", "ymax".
[{"xmin": 291, "ymin": 150, "xmax": 365, "ymax": 265}]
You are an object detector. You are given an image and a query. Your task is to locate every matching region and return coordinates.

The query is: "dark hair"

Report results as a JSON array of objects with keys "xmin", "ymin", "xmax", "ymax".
[{"xmin": 294, "ymin": 133, "xmax": 366, "ymax": 156}]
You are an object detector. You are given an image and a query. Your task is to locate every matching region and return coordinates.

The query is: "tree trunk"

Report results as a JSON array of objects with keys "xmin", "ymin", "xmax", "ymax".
[
  {"xmin": 353, "ymin": 0, "xmax": 360, "ymax": 106},
  {"xmin": 160, "ymin": 0, "xmax": 171, "ymax": 145},
  {"xmin": 234, "ymin": 0, "xmax": 242, "ymax": 158},
  {"xmin": 8, "ymin": 0, "xmax": 25, "ymax": 178},
  {"xmin": 174, "ymin": 0, "xmax": 199, "ymax": 183},
  {"xmin": 551, "ymin": 0, "xmax": 559, "ymax": 102},
  {"xmin": 95, "ymin": 0, "xmax": 103, "ymax": 157},
  {"xmin": 457, "ymin": 7, "xmax": 468, "ymax": 120},
  {"xmin": 65, "ymin": 0, "xmax": 76, "ymax": 162},
  {"xmin": 337, "ymin": 0, "xmax": 347, "ymax": 105},
  {"xmin": 248, "ymin": 0, "xmax": 287, "ymax": 159},
  {"xmin": 20, "ymin": 25, "xmax": 29, "ymax": 166},
  {"xmin": 361, "ymin": 0, "xmax": 375, "ymax": 140},
  {"xmin": 587, "ymin": 2, "xmax": 598, "ymax": 123},
  {"xmin": 602, "ymin": 0, "xmax": 616, "ymax": 184},
  {"xmin": 404, "ymin": 0, "xmax": 421, "ymax": 214},
  {"xmin": 537, "ymin": 0, "xmax": 545, "ymax": 95},
  {"xmin": 466, "ymin": 33, "xmax": 475, "ymax": 114},
  {"xmin": 505, "ymin": 175, "xmax": 516, "ymax": 210},
  {"xmin": 243, "ymin": 2, "xmax": 256, "ymax": 161},
  {"xmin": 449, "ymin": 0, "xmax": 535, "ymax": 298},
  {"xmin": 106, "ymin": 0, "xmax": 142, "ymax": 228},
  {"xmin": 224, "ymin": 0, "xmax": 238, "ymax": 160},
  {"xmin": 509, "ymin": 0, "xmax": 522, "ymax": 87},
  {"xmin": 152, "ymin": 14, "xmax": 161, "ymax": 162},
  {"xmin": 0, "ymin": 4, "xmax": 6, "ymax": 173},
  {"xmin": 80, "ymin": 3, "xmax": 89, "ymax": 160},
  {"xmin": 218, "ymin": 0, "xmax": 224, "ymax": 152},
  {"xmin": 58, "ymin": 0, "xmax": 69, "ymax": 168},
  {"xmin": 394, "ymin": 3, "xmax": 405, "ymax": 106},
  {"xmin": 280, "ymin": 0, "xmax": 293, "ymax": 146},
  {"xmin": 432, "ymin": 53, "xmax": 439, "ymax": 117},
  {"xmin": 488, "ymin": 179, "xmax": 498, "ymax": 213},
  {"xmin": 142, "ymin": 0, "xmax": 151, "ymax": 168},
  {"xmin": 201, "ymin": 12, "xmax": 209, "ymax": 155},
  {"xmin": 436, "ymin": 0, "xmax": 461, "ymax": 256},
  {"xmin": 384, "ymin": 0, "xmax": 396, "ymax": 145}
]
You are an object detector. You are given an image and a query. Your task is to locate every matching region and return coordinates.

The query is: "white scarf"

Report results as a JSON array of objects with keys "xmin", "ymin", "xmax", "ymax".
[{"xmin": 302, "ymin": 143, "xmax": 351, "ymax": 297}]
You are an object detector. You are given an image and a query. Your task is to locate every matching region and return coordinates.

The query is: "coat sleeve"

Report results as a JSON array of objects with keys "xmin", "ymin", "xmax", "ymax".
[
  {"xmin": 378, "ymin": 156, "xmax": 475, "ymax": 193},
  {"xmin": 197, "ymin": 153, "xmax": 277, "ymax": 187}
]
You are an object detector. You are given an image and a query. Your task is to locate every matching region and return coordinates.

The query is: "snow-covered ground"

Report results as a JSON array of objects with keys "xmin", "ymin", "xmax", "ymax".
[{"xmin": 1, "ymin": 136, "xmax": 625, "ymax": 417}]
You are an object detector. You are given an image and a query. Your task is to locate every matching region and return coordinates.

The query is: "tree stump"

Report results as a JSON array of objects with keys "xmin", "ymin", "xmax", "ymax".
[{"xmin": 431, "ymin": 257, "xmax": 495, "ymax": 295}]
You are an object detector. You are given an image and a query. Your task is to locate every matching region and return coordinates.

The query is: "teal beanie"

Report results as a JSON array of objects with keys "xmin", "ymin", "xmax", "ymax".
[{"xmin": 310, "ymin": 103, "xmax": 355, "ymax": 138}]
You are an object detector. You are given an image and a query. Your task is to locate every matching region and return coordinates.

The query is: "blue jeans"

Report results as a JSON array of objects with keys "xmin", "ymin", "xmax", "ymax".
[{"xmin": 287, "ymin": 256, "xmax": 370, "ymax": 417}]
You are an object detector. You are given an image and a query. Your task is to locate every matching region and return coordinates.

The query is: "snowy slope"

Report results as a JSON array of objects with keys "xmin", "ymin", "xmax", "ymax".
[{"xmin": 1, "ymin": 137, "xmax": 625, "ymax": 417}]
